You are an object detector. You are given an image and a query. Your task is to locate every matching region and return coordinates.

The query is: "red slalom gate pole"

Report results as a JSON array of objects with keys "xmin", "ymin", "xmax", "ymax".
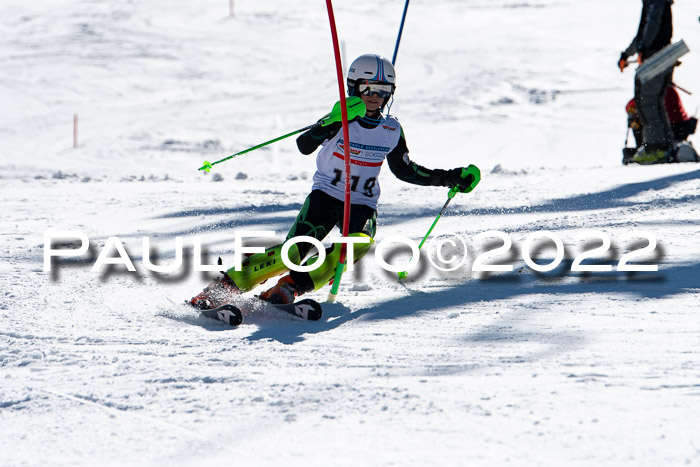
[{"xmin": 325, "ymin": 0, "xmax": 351, "ymax": 302}]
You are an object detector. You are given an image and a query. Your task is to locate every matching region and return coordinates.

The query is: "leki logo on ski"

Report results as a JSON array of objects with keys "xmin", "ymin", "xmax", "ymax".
[{"xmin": 254, "ymin": 259, "xmax": 276, "ymax": 272}]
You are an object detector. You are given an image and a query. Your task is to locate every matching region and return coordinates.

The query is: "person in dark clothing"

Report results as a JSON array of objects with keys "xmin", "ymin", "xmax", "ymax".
[
  {"xmin": 618, "ymin": 0, "xmax": 675, "ymax": 164},
  {"xmin": 619, "ymin": 0, "xmax": 673, "ymax": 65}
]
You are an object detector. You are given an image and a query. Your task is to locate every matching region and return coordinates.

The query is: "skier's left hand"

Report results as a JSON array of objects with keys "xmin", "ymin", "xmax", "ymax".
[
  {"xmin": 618, "ymin": 52, "xmax": 629, "ymax": 72},
  {"xmin": 446, "ymin": 164, "xmax": 480, "ymax": 193}
]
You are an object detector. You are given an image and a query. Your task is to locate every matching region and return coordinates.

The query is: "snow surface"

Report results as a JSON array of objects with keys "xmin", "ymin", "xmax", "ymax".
[{"xmin": 2, "ymin": 0, "xmax": 700, "ymax": 465}]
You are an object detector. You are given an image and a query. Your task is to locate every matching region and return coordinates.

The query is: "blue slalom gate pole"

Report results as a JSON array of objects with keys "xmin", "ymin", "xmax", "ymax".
[{"xmin": 391, "ymin": 0, "xmax": 410, "ymax": 65}]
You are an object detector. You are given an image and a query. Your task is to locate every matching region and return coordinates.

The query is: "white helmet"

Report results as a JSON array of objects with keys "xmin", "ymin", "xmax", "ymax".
[{"xmin": 347, "ymin": 54, "xmax": 396, "ymax": 105}]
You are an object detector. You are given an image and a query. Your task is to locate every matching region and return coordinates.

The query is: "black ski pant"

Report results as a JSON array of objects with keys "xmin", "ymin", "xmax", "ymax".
[{"xmin": 286, "ymin": 189, "xmax": 377, "ymax": 292}]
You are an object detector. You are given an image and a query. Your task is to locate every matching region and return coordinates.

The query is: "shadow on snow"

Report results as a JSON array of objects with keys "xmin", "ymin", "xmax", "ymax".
[{"xmin": 242, "ymin": 260, "xmax": 699, "ymax": 345}]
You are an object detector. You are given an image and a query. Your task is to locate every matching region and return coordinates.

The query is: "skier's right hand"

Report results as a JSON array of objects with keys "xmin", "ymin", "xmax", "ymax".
[{"xmin": 319, "ymin": 96, "xmax": 367, "ymax": 126}]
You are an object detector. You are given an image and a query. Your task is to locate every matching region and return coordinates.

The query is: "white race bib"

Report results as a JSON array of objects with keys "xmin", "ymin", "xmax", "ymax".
[{"xmin": 312, "ymin": 117, "xmax": 401, "ymax": 209}]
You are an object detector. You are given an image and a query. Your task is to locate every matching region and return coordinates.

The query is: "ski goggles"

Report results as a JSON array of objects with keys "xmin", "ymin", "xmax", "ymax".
[{"xmin": 357, "ymin": 81, "xmax": 394, "ymax": 98}]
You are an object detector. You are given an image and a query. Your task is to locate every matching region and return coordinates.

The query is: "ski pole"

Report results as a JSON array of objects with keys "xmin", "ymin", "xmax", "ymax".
[
  {"xmin": 198, "ymin": 123, "xmax": 320, "ymax": 172},
  {"xmin": 397, "ymin": 187, "xmax": 458, "ymax": 280},
  {"xmin": 671, "ymin": 81, "xmax": 693, "ymax": 96},
  {"xmin": 199, "ymin": 97, "xmax": 365, "ymax": 172},
  {"xmin": 398, "ymin": 165, "xmax": 480, "ymax": 280}
]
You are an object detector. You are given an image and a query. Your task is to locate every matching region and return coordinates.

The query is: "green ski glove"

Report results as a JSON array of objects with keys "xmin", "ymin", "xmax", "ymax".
[
  {"xmin": 447, "ymin": 164, "xmax": 481, "ymax": 197},
  {"xmin": 320, "ymin": 96, "xmax": 366, "ymax": 126}
]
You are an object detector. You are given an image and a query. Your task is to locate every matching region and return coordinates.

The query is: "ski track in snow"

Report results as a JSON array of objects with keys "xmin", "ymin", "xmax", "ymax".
[{"xmin": 2, "ymin": 0, "xmax": 700, "ymax": 465}]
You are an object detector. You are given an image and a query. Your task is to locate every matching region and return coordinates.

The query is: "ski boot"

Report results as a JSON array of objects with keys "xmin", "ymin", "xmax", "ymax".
[
  {"xmin": 259, "ymin": 275, "xmax": 303, "ymax": 305},
  {"xmin": 622, "ymin": 147, "xmax": 637, "ymax": 165},
  {"xmin": 189, "ymin": 273, "xmax": 240, "ymax": 310}
]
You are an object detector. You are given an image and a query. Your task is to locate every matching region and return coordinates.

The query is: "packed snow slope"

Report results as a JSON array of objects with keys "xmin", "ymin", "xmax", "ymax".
[{"xmin": 2, "ymin": 0, "xmax": 700, "ymax": 465}]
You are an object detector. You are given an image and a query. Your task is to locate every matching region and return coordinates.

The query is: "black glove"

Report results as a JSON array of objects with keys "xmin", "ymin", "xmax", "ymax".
[
  {"xmin": 444, "ymin": 168, "xmax": 475, "ymax": 191},
  {"xmin": 433, "ymin": 165, "xmax": 481, "ymax": 193},
  {"xmin": 314, "ymin": 121, "xmax": 342, "ymax": 134},
  {"xmin": 297, "ymin": 122, "xmax": 342, "ymax": 155},
  {"xmin": 618, "ymin": 52, "xmax": 629, "ymax": 72}
]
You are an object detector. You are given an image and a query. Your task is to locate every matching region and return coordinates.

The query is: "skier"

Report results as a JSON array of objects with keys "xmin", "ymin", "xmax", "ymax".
[
  {"xmin": 618, "ymin": 0, "xmax": 675, "ymax": 163},
  {"xmin": 189, "ymin": 54, "xmax": 480, "ymax": 309}
]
